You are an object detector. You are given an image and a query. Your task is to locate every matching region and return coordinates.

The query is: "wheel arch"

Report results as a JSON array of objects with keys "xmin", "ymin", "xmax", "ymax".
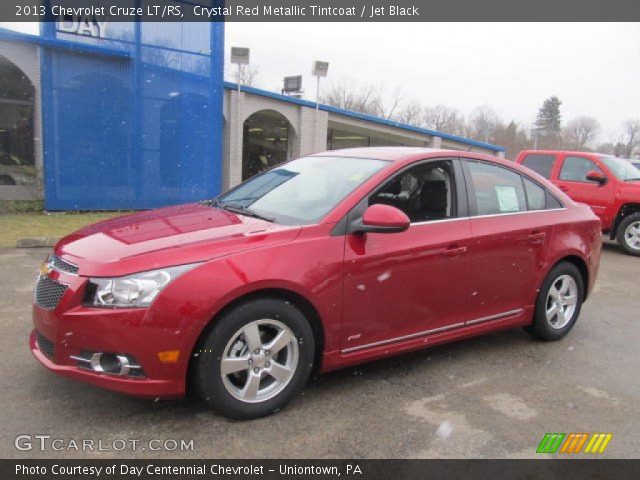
[
  {"xmin": 549, "ymin": 255, "xmax": 590, "ymax": 301},
  {"xmin": 188, "ymin": 287, "xmax": 326, "ymax": 384},
  {"xmin": 610, "ymin": 203, "xmax": 640, "ymax": 239}
]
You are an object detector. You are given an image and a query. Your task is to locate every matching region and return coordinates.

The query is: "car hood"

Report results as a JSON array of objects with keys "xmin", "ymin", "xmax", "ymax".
[{"xmin": 55, "ymin": 203, "xmax": 301, "ymax": 277}]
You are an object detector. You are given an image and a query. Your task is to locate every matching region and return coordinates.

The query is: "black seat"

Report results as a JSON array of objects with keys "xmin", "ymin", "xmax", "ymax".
[{"xmin": 409, "ymin": 181, "xmax": 447, "ymax": 221}]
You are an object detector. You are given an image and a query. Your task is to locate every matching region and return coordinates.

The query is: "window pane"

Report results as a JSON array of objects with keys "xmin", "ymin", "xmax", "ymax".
[
  {"xmin": 467, "ymin": 161, "xmax": 527, "ymax": 215},
  {"xmin": 523, "ymin": 177, "xmax": 546, "ymax": 211},
  {"xmin": 331, "ymin": 129, "xmax": 369, "ymax": 149},
  {"xmin": 220, "ymin": 156, "xmax": 387, "ymax": 225},
  {"xmin": 521, "ymin": 154, "xmax": 556, "ymax": 178},
  {"xmin": 370, "ymin": 161, "xmax": 455, "ymax": 223},
  {"xmin": 559, "ymin": 156, "xmax": 603, "ymax": 182}
]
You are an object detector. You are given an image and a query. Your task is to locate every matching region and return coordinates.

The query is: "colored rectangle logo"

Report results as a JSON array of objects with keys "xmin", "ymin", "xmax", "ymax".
[{"xmin": 537, "ymin": 433, "xmax": 612, "ymax": 454}]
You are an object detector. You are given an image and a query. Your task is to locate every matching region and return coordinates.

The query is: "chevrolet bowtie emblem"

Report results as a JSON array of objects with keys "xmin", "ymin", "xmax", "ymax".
[{"xmin": 40, "ymin": 263, "xmax": 51, "ymax": 276}]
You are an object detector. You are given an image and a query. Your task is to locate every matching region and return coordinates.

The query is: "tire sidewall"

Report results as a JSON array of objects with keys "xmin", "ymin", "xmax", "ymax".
[
  {"xmin": 194, "ymin": 298, "xmax": 314, "ymax": 419},
  {"xmin": 616, "ymin": 213, "xmax": 640, "ymax": 256},
  {"xmin": 531, "ymin": 262, "xmax": 584, "ymax": 341}
]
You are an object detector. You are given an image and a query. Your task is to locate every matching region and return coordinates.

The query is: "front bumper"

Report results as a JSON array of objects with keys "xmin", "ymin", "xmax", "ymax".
[
  {"xmin": 30, "ymin": 330, "xmax": 182, "ymax": 398},
  {"xmin": 30, "ymin": 268, "xmax": 192, "ymax": 399}
]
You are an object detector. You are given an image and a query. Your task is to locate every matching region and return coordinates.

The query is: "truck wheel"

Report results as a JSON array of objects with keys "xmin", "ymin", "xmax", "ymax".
[
  {"xmin": 192, "ymin": 297, "xmax": 314, "ymax": 420},
  {"xmin": 616, "ymin": 213, "xmax": 640, "ymax": 256},
  {"xmin": 524, "ymin": 262, "xmax": 583, "ymax": 341}
]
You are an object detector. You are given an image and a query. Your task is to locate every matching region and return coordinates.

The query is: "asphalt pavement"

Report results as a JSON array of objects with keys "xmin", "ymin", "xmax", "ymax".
[{"xmin": 0, "ymin": 241, "xmax": 638, "ymax": 459}]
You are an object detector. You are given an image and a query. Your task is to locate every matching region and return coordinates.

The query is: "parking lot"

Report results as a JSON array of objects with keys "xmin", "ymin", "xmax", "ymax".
[{"xmin": 0, "ymin": 241, "xmax": 638, "ymax": 459}]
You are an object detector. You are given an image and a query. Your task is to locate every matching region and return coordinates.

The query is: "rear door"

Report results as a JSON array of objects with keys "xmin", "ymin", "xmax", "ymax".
[
  {"xmin": 462, "ymin": 159, "xmax": 558, "ymax": 322},
  {"xmin": 519, "ymin": 152, "xmax": 558, "ymax": 181},
  {"xmin": 553, "ymin": 154, "xmax": 614, "ymax": 224}
]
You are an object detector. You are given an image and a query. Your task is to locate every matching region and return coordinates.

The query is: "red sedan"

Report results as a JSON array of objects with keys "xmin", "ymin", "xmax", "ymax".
[{"xmin": 31, "ymin": 148, "xmax": 601, "ymax": 419}]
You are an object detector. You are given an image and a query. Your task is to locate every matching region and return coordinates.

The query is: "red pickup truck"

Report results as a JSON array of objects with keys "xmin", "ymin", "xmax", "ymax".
[{"xmin": 515, "ymin": 150, "xmax": 640, "ymax": 255}]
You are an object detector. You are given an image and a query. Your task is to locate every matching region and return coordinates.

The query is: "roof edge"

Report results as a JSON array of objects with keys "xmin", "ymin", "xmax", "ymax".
[{"xmin": 224, "ymin": 81, "xmax": 506, "ymax": 152}]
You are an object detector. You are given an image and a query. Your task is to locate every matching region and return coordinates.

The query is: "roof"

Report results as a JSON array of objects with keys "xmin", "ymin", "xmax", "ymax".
[
  {"xmin": 310, "ymin": 146, "xmax": 449, "ymax": 161},
  {"xmin": 310, "ymin": 146, "xmax": 505, "ymax": 164},
  {"xmin": 224, "ymin": 82, "xmax": 506, "ymax": 153}
]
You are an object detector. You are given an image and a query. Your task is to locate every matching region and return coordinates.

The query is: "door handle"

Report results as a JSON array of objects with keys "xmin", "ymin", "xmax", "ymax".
[
  {"xmin": 557, "ymin": 185, "xmax": 568, "ymax": 191},
  {"xmin": 442, "ymin": 245, "xmax": 468, "ymax": 257},
  {"xmin": 527, "ymin": 232, "xmax": 547, "ymax": 244}
]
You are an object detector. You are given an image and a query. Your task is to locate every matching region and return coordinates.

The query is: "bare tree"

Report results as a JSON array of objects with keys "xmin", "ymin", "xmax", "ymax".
[
  {"xmin": 423, "ymin": 105, "xmax": 465, "ymax": 135},
  {"xmin": 620, "ymin": 118, "xmax": 640, "ymax": 157},
  {"xmin": 320, "ymin": 79, "xmax": 379, "ymax": 116},
  {"xmin": 468, "ymin": 105, "xmax": 499, "ymax": 142},
  {"xmin": 231, "ymin": 64, "xmax": 260, "ymax": 87},
  {"xmin": 395, "ymin": 101, "xmax": 424, "ymax": 126},
  {"xmin": 373, "ymin": 86, "xmax": 404, "ymax": 120},
  {"xmin": 564, "ymin": 116, "xmax": 601, "ymax": 149}
]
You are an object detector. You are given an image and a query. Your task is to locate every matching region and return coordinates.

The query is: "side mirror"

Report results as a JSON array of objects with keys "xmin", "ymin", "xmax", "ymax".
[
  {"xmin": 586, "ymin": 170, "xmax": 607, "ymax": 185},
  {"xmin": 353, "ymin": 204, "xmax": 410, "ymax": 234}
]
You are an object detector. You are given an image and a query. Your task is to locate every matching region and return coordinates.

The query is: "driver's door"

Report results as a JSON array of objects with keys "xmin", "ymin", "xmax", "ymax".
[
  {"xmin": 553, "ymin": 154, "xmax": 614, "ymax": 224},
  {"xmin": 340, "ymin": 158, "xmax": 472, "ymax": 353}
]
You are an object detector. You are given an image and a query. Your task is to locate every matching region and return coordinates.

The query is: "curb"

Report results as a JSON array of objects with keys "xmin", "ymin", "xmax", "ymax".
[{"xmin": 16, "ymin": 237, "xmax": 60, "ymax": 248}]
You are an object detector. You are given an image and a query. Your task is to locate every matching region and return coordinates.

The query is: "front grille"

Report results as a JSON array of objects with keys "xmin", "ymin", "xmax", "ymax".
[
  {"xmin": 49, "ymin": 255, "xmax": 79, "ymax": 274},
  {"xmin": 35, "ymin": 275, "xmax": 68, "ymax": 310},
  {"xmin": 36, "ymin": 331, "xmax": 55, "ymax": 360}
]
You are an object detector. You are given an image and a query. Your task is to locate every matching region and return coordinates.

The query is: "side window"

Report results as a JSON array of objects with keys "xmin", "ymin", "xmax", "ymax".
[
  {"xmin": 559, "ymin": 156, "xmax": 603, "ymax": 182},
  {"xmin": 521, "ymin": 154, "xmax": 556, "ymax": 179},
  {"xmin": 370, "ymin": 161, "xmax": 456, "ymax": 223},
  {"xmin": 523, "ymin": 177, "xmax": 546, "ymax": 211},
  {"xmin": 466, "ymin": 161, "xmax": 527, "ymax": 215}
]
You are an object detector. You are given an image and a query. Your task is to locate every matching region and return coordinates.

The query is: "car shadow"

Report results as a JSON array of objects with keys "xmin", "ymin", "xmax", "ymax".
[{"xmin": 32, "ymin": 326, "xmax": 538, "ymax": 425}]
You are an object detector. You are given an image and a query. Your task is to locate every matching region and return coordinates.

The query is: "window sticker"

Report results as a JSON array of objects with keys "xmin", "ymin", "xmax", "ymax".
[{"xmin": 494, "ymin": 185, "xmax": 520, "ymax": 212}]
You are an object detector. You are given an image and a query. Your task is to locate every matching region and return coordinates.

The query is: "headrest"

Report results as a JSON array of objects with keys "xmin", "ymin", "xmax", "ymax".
[{"xmin": 420, "ymin": 181, "xmax": 447, "ymax": 210}]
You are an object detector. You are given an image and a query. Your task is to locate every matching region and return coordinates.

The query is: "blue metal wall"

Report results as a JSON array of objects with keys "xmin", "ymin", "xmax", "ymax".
[{"xmin": 40, "ymin": 13, "xmax": 224, "ymax": 210}]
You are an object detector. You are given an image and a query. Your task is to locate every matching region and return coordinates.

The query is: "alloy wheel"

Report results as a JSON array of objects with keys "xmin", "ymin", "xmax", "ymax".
[
  {"xmin": 624, "ymin": 221, "xmax": 640, "ymax": 251},
  {"xmin": 545, "ymin": 274, "xmax": 578, "ymax": 329},
  {"xmin": 220, "ymin": 319, "xmax": 299, "ymax": 403}
]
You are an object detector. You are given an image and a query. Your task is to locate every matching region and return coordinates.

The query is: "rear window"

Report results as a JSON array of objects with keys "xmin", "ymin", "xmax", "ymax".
[{"xmin": 521, "ymin": 154, "xmax": 556, "ymax": 179}]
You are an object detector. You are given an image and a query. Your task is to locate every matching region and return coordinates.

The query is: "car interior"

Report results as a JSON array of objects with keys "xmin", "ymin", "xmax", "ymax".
[{"xmin": 370, "ymin": 161, "xmax": 455, "ymax": 223}]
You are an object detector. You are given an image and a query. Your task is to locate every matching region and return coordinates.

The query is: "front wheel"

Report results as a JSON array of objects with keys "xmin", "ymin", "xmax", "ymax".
[
  {"xmin": 616, "ymin": 213, "xmax": 640, "ymax": 256},
  {"xmin": 525, "ymin": 262, "xmax": 584, "ymax": 341},
  {"xmin": 192, "ymin": 297, "xmax": 314, "ymax": 419}
]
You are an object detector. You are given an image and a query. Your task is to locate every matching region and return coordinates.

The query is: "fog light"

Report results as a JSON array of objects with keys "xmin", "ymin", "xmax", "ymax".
[
  {"xmin": 90, "ymin": 353, "xmax": 131, "ymax": 376},
  {"xmin": 157, "ymin": 350, "xmax": 180, "ymax": 363},
  {"xmin": 70, "ymin": 352, "xmax": 143, "ymax": 377}
]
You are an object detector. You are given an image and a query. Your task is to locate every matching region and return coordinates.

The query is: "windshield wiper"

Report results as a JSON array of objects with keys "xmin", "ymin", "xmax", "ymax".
[
  {"xmin": 217, "ymin": 202, "xmax": 275, "ymax": 223},
  {"xmin": 625, "ymin": 178, "xmax": 640, "ymax": 182}
]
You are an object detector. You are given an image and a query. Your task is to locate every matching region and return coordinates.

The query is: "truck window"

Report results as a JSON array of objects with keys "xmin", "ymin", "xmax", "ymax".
[
  {"xmin": 559, "ymin": 156, "xmax": 603, "ymax": 183},
  {"xmin": 521, "ymin": 154, "xmax": 556, "ymax": 179}
]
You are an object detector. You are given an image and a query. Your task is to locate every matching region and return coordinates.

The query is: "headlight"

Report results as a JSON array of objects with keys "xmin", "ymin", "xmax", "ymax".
[{"xmin": 88, "ymin": 264, "xmax": 199, "ymax": 308}]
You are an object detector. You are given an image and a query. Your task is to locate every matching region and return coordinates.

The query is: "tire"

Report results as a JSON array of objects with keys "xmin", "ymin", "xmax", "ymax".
[
  {"xmin": 616, "ymin": 213, "xmax": 640, "ymax": 256},
  {"xmin": 524, "ymin": 262, "xmax": 584, "ymax": 341},
  {"xmin": 192, "ymin": 297, "xmax": 314, "ymax": 420}
]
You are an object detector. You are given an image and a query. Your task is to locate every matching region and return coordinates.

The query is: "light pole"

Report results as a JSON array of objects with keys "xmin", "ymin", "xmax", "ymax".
[
  {"xmin": 312, "ymin": 61, "xmax": 329, "ymax": 151},
  {"xmin": 230, "ymin": 47, "xmax": 250, "ymax": 91},
  {"xmin": 312, "ymin": 61, "xmax": 329, "ymax": 110}
]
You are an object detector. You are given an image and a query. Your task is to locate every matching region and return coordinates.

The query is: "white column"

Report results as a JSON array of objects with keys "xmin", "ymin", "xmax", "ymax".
[{"xmin": 224, "ymin": 89, "xmax": 245, "ymax": 190}]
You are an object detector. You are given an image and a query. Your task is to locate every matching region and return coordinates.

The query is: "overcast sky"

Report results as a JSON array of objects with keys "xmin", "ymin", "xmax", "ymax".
[
  {"xmin": 226, "ymin": 22, "xmax": 640, "ymax": 141},
  {"xmin": 3, "ymin": 22, "xmax": 638, "ymax": 141}
]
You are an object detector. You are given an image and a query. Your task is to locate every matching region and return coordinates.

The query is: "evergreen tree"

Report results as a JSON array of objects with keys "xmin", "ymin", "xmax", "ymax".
[{"xmin": 535, "ymin": 96, "xmax": 562, "ymax": 134}]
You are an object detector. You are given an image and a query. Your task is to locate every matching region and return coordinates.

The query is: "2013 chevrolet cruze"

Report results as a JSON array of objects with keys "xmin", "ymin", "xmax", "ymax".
[{"xmin": 31, "ymin": 148, "xmax": 601, "ymax": 419}]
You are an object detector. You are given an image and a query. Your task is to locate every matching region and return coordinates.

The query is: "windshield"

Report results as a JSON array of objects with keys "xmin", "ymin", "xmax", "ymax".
[
  {"xmin": 600, "ymin": 156, "xmax": 640, "ymax": 181},
  {"xmin": 216, "ymin": 156, "xmax": 388, "ymax": 225}
]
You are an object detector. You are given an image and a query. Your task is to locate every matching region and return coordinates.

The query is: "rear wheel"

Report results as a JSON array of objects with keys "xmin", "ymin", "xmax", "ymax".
[
  {"xmin": 616, "ymin": 213, "xmax": 640, "ymax": 256},
  {"xmin": 192, "ymin": 297, "xmax": 314, "ymax": 419},
  {"xmin": 525, "ymin": 262, "xmax": 584, "ymax": 341}
]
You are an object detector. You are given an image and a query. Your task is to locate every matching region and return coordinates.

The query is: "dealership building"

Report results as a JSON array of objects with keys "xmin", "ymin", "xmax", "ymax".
[{"xmin": 0, "ymin": 21, "xmax": 505, "ymax": 210}]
